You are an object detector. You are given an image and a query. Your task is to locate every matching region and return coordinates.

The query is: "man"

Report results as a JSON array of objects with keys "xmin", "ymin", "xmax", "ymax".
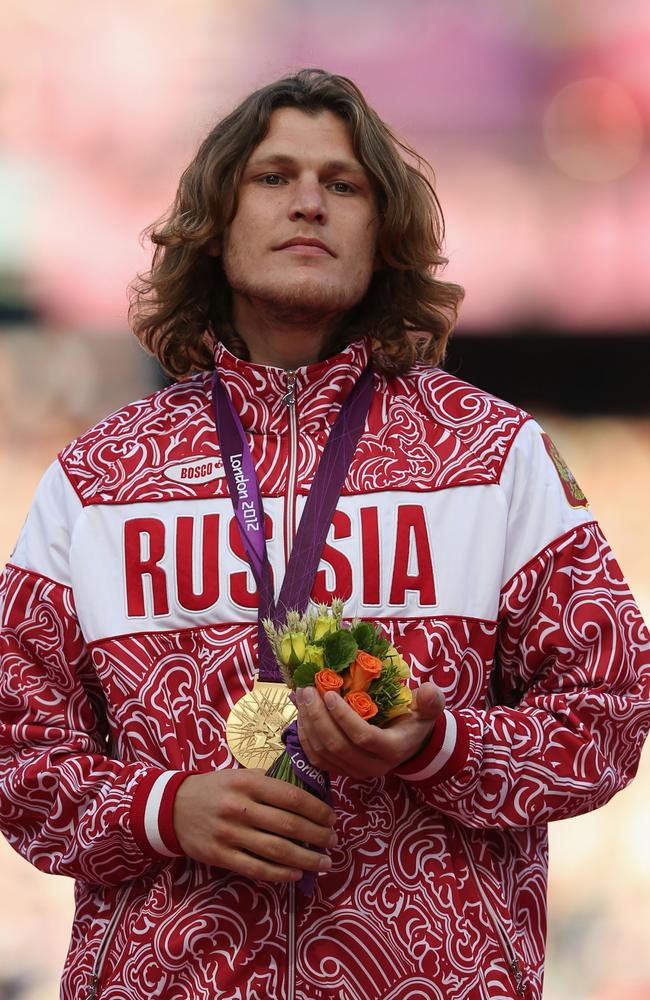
[{"xmin": 1, "ymin": 68, "xmax": 648, "ymax": 1000}]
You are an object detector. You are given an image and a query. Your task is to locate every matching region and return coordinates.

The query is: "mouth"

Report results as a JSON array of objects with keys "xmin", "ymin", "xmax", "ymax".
[{"xmin": 274, "ymin": 237, "xmax": 335, "ymax": 257}]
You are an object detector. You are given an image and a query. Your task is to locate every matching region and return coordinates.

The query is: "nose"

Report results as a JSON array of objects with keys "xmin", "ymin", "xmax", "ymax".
[{"xmin": 288, "ymin": 175, "xmax": 327, "ymax": 224}]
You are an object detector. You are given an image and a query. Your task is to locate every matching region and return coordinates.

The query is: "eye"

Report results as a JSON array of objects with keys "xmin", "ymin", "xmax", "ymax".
[
  {"xmin": 330, "ymin": 181, "xmax": 355, "ymax": 194},
  {"xmin": 260, "ymin": 174, "xmax": 285, "ymax": 186}
]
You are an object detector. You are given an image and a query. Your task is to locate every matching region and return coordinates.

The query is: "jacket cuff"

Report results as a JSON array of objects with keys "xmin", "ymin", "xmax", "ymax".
[
  {"xmin": 130, "ymin": 770, "xmax": 197, "ymax": 859},
  {"xmin": 393, "ymin": 710, "xmax": 470, "ymax": 786}
]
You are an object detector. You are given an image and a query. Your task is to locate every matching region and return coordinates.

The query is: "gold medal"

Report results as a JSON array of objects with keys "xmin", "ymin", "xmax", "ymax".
[{"xmin": 226, "ymin": 680, "xmax": 297, "ymax": 769}]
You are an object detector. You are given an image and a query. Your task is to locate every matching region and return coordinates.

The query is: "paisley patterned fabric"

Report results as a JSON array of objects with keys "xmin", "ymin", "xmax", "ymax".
[{"xmin": 1, "ymin": 335, "xmax": 649, "ymax": 1000}]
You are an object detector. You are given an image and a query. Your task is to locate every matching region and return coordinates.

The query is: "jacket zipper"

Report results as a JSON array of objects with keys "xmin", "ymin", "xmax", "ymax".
[
  {"xmin": 458, "ymin": 831, "xmax": 526, "ymax": 997},
  {"xmin": 283, "ymin": 368, "xmax": 298, "ymax": 1000},
  {"xmin": 86, "ymin": 883, "xmax": 134, "ymax": 999},
  {"xmin": 283, "ymin": 370, "xmax": 298, "ymax": 567},
  {"xmin": 287, "ymin": 881, "xmax": 297, "ymax": 1000}
]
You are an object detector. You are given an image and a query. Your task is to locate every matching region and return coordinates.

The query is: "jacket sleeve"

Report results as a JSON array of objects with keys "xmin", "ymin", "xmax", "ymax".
[
  {"xmin": 0, "ymin": 460, "xmax": 192, "ymax": 885},
  {"xmin": 394, "ymin": 418, "xmax": 650, "ymax": 828}
]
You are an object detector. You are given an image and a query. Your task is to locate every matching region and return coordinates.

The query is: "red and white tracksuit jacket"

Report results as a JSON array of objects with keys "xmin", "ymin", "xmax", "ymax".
[{"xmin": 1, "ymin": 335, "xmax": 649, "ymax": 1000}]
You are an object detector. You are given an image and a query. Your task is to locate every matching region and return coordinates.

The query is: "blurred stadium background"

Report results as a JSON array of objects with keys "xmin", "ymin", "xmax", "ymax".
[{"xmin": 1, "ymin": 1, "xmax": 649, "ymax": 997}]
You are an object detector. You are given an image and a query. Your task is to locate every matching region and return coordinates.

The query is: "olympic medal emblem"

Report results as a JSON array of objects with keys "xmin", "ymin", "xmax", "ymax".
[{"xmin": 226, "ymin": 681, "xmax": 297, "ymax": 769}]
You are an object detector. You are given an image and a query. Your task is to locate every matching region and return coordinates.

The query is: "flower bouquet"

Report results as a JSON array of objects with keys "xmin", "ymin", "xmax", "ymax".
[
  {"xmin": 262, "ymin": 599, "xmax": 413, "ymax": 891},
  {"xmin": 264, "ymin": 598, "xmax": 413, "ymax": 733},
  {"xmin": 263, "ymin": 599, "xmax": 412, "ymax": 894}
]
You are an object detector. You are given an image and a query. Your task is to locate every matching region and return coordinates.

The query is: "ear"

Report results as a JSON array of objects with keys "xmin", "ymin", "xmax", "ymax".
[{"xmin": 205, "ymin": 238, "xmax": 221, "ymax": 258}]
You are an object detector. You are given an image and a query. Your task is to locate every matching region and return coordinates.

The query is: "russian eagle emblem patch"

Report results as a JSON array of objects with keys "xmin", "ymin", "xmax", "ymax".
[{"xmin": 541, "ymin": 432, "xmax": 590, "ymax": 509}]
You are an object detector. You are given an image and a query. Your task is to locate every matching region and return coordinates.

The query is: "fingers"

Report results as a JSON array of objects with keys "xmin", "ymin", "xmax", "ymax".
[
  {"xmin": 296, "ymin": 684, "xmax": 447, "ymax": 778},
  {"xmin": 217, "ymin": 833, "xmax": 334, "ymax": 883},
  {"xmin": 225, "ymin": 794, "xmax": 337, "ymax": 852},
  {"xmin": 214, "ymin": 774, "xmax": 338, "ymax": 881},
  {"xmin": 412, "ymin": 682, "xmax": 446, "ymax": 720},
  {"xmin": 296, "ymin": 687, "xmax": 396, "ymax": 777},
  {"xmin": 214, "ymin": 844, "xmax": 303, "ymax": 884},
  {"xmin": 242, "ymin": 770, "xmax": 334, "ymax": 827},
  {"xmin": 297, "ymin": 714, "xmax": 383, "ymax": 779},
  {"xmin": 173, "ymin": 769, "xmax": 339, "ymax": 882},
  {"xmin": 231, "ymin": 825, "xmax": 333, "ymax": 876},
  {"xmin": 298, "ymin": 685, "xmax": 377, "ymax": 752},
  {"xmin": 181, "ymin": 770, "xmax": 338, "ymax": 883},
  {"xmin": 318, "ymin": 690, "xmax": 387, "ymax": 751}
]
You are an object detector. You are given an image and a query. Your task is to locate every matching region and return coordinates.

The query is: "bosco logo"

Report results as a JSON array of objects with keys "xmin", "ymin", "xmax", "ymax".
[{"xmin": 164, "ymin": 458, "xmax": 226, "ymax": 484}]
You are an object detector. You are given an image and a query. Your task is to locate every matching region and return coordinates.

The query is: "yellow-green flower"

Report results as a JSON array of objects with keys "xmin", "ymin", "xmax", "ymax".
[
  {"xmin": 313, "ymin": 615, "xmax": 337, "ymax": 641},
  {"xmin": 384, "ymin": 685, "xmax": 413, "ymax": 720},
  {"xmin": 279, "ymin": 632, "xmax": 307, "ymax": 667},
  {"xmin": 303, "ymin": 644, "xmax": 325, "ymax": 669},
  {"xmin": 385, "ymin": 645, "xmax": 410, "ymax": 680}
]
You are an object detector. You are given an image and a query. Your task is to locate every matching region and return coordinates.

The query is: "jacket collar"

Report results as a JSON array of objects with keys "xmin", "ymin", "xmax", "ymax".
[{"xmin": 213, "ymin": 335, "xmax": 373, "ymax": 434}]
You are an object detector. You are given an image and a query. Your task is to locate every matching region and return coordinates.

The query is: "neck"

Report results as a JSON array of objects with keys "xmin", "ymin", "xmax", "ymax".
[{"xmin": 231, "ymin": 296, "xmax": 346, "ymax": 369}]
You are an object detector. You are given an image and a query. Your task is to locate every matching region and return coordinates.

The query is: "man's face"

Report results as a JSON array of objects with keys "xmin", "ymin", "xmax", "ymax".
[{"xmin": 219, "ymin": 107, "xmax": 380, "ymax": 324}]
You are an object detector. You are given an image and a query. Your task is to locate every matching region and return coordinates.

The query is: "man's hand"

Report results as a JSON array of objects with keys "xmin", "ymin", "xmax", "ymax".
[
  {"xmin": 296, "ymin": 681, "xmax": 446, "ymax": 779},
  {"xmin": 173, "ymin": 769, "xmax": 337, "ymax": 882}
]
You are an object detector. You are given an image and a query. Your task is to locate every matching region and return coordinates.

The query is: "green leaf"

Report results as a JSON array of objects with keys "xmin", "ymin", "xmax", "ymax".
[
  {"xmin": 349, "ymin": 621, "xmax": 391, "ymax": 658},
  {"xmin": 351, "ymin": 621, "xmax": 377, "ymax": 652},
  {"xmin": 322, "ymin": 630, "xmax": 358, "ymax": 672},
  {"xmin": 292, "ymin": 662, "xmax": 320, "ymax": 687},
  {"xmin": 371, "ymin": 636, "xmax": 391, "ymax": 659}
]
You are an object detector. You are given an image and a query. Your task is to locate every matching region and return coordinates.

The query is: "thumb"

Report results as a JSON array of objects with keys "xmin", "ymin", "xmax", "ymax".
[{"xmin": 412, "ymin": 682, "xmax": 445, "ymax": 721}]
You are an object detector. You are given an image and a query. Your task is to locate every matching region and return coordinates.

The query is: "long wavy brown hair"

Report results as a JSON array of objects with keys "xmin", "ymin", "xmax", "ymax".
[{"xmin": 129, "ymin": 68, "xmax": 464, "ymax": 378}]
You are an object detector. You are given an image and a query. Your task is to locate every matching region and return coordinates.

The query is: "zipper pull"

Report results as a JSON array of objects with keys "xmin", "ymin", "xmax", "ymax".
[
  {"xmin": 511, "ymin": 957, "xmax": 526, "ymax": 996},
  {"xmin": 87, "ymin": 973, "xmax": 99, "ymax": 999},
  {"xmin": 283, "ymin": 370, "xmax": 297, "ymax": 407}
]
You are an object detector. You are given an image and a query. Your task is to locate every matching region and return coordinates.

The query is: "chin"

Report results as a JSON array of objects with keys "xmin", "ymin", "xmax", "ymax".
[{"xmin": 258, "ymin": 277, "xmax": 368, "ymax": 317}]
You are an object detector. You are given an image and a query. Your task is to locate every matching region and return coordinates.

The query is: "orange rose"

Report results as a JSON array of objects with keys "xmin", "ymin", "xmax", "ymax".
[
  {"xmin": 343, "ymin": 650, "xmax": 383, "ymax": 693},
  {"xmin": 344, "ymin": 691, "xmax": 379, "ymax": 720},
  {"xmin": 314, "ymin": 669, "xmax": 344, "ymax": 697}
]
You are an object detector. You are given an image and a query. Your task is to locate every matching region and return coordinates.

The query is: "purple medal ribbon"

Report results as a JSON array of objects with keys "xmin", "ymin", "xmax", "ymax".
[
  {"xmin": 211, "ymin": 373, "xmax": 278, "ymax": 680},
  {"xmin": 211, "ymin": 359, "xmax": 373, "ymax": 676},
  {"xmin": 211, "ymin": 354, "xmax": 372, "ymax": 892}
]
